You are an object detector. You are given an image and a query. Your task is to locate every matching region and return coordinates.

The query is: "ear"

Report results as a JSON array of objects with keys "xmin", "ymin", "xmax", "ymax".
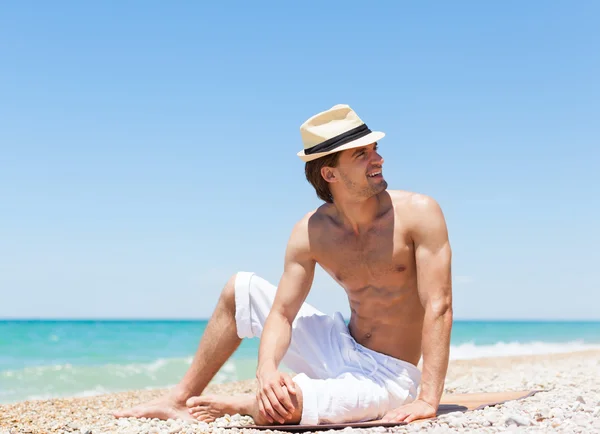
[{"xmin": 321, "ymin": 166, "xmax": 338, "ymax": 184}]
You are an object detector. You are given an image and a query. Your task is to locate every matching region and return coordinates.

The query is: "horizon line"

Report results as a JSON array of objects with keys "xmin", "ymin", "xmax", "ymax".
[{"xmin": 1, "ymin": 317, "xmax": 600, "ymax": 322}]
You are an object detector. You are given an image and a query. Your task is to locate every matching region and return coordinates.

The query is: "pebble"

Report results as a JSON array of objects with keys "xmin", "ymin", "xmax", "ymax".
[
  {"xmin": 169, "ymin": 424, "xmax": 182, "ymax": 433},
  {"xmin": 504, "ymin": 413, "xmax": 532, "ymax": 427},
  {"xmin": 448, "ymin": 419, "xmax": 464, "ymax": 428},
  {"xmin": 2, "ymin": 351, "xmax": 600, "ymax": 433},
  {"xmin": 485, "ymin": 412, "xmax": 501, "ymax": 424}
]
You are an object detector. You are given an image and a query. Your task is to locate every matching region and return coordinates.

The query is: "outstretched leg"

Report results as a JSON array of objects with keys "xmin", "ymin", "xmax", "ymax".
[{"xmin": 114, "ymin": 273, "xmax": 243, "ymax": 420}]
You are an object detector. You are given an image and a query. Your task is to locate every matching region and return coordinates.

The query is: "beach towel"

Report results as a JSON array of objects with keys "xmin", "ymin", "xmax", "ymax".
[{"xmin": 234, "ymin": 390, "xmax": 540, "ymax": 431}]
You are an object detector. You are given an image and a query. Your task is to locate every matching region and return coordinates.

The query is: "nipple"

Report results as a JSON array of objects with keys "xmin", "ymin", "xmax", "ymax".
[{"xmin": 364, "ymin": 332, "xmax": 372, "ymax": 339}]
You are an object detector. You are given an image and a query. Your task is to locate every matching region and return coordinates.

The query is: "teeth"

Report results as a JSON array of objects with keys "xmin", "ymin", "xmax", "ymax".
[{"xmin": 368, "ymin": 171, "xmax": 381, "ymax": 177}]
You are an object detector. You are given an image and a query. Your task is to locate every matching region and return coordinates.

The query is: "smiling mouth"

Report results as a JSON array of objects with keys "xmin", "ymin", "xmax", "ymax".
[{"xmin": 367, "ymin": 171, "xmax": 382, "ymax": 178}]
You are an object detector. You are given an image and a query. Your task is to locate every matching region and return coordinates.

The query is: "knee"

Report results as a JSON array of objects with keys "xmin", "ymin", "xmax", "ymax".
[
  {"xmin": 288, "ymin": 382, "xmax": 303, "ymax": 424},
  {"xmin": 219, "ymin": 273, "xmax": 238, "ymax": 308},
  {"xmin": 255, "ymin": 382, "xmax": 304, "ymax": 426}
]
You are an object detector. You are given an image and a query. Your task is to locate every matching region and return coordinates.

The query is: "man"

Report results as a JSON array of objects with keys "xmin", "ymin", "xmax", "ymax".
[{"xmin": 115, "ymin": 104, "xmax": 453, "ymax": 425}]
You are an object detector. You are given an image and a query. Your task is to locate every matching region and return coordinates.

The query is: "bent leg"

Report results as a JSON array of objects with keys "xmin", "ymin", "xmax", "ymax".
[
  {"xmin": 293, "ymin": 372, "xmax": 394, "ymax": 425},
  {"xmin": 230, "ymin": 273, "xmax": 417, "ymax": 426},
  {"xmin": 235, "ymin": 272, "xmax": 344, "ymax": 379}
]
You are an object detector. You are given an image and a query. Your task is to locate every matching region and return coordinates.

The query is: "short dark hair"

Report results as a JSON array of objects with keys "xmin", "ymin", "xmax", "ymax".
[{"xmin": 304, "ymin": 152, "xmax": 341, "ymax": 203}]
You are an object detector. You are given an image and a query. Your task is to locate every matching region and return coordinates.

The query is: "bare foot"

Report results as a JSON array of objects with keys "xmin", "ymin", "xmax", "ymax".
[
  {"xmin": 114, "ymin": 395, "xmax": 195, "ymax": 421},
  {"xmin": 186, "ymin": 394, "xmax": 268, "ymax": 424}
]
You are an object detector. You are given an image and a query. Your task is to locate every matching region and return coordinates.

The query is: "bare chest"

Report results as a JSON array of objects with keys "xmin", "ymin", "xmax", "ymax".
[{"xmin": 313, "ymin": 224, "xmax": 415, "ymax": 289}]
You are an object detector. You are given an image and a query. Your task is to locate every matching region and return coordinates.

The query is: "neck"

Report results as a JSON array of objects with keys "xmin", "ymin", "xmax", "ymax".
[{"xmin": 331, "ymin": 193, "xmax": 382, "ymax": 235}]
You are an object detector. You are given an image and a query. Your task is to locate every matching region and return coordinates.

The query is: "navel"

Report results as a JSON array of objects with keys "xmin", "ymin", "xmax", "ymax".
[{"xmin": 395, "ymin": 264, "xmax": 407, "ymax": 272}]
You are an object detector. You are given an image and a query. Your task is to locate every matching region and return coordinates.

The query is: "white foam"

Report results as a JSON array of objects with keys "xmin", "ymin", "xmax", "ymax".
[
  {"xmin": 4, "ymin": 342, "xmax": 600, "ymax": 404},
  {"xmin": 0, "ymin": 357, "xmax": 245, "ymax": 403},
  {"xmin": 449, "ymin": 340, "xmax": 600, "ymax": 360},
  {"xmin": 23, "ymin": 385, "xmax": 113, "ymax": 402}
]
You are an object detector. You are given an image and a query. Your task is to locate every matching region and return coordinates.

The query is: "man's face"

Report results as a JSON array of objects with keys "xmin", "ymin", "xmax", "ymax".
[{"xmin": 333, "ymin": 142, "xmax": 387, "ymax": 199}]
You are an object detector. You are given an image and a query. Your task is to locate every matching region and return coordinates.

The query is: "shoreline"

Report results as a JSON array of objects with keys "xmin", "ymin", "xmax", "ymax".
[{"xmin": 1, "ymin": 349, "xmax": 599, "ymax": 433}]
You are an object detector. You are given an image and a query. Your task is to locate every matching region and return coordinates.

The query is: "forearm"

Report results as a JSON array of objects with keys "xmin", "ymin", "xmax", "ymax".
[
  {"xmin": 418, "ymin": 307, "xmax": 453, "ymax": 408},
  {"xmin": 257, "ymin": 311, "xmax": 292, "ymax": 374}
]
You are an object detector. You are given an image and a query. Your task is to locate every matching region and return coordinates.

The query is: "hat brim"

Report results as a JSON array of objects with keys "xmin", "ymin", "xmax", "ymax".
[{"xmin": 297, "ymin": 131, "xmax": 386, "ymax": 162}]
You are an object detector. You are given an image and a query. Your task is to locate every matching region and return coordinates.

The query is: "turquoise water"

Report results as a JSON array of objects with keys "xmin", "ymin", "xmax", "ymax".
[{"xmin": 1, "ymin": 320, "xmax": 599, "ymax": 404}]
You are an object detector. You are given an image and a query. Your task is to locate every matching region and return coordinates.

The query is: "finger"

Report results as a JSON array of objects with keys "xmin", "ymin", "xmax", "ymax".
[
  {"xmin": 393, "ymin": 411, "xmax": 410, "ymax": 422},
  {"xmin": 266, "ymin": 387, "xmax": 289, "ymax": 423},
  {"xmin": 404, "ymin": 413, "xmax": 423, "ymax": 423},
  {"xmin": 281, "ymin": 373, "xmax": 297, "ymax": 395},
  {"xmin": 264, "ymin": 393, "xmax": 283, "ymax": 424},
  {"xmin": 258, "ymin": 394, "xmax": 274, "ymax": 424},
  {"xmin": 404, "ymin": 413, "xmax": 418, "ymax": 423},
  {"xmin": 274, "ymin": 383, "xmax": 295, "ymax": 415},
  {"xmin": 404, "ymin": 410, "xmax": 430, "ymax": 424},
  {"xmin": 263, "ymin": 388, "xmax": 286, "ymax": 424},
  {"xmin": 381, "ymin": 411, "xmax": 399, "ymax": 423},
  {"xmin": 257, "ymin": 395, "xmax": 271, "ymax": 424}
]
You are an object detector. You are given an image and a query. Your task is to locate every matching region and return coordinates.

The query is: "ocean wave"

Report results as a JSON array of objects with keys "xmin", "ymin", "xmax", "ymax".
[
  {"xmin": 0, "ymin": 357, "xmax": 245, "ymax": 404},
  {"xmin": 1, "ymin": 356, "xmax": 194, "ymax": 380},
  {"xmin": 449, "ymin": 340, "xmax": 600, "ymax": 360},
  {"xmin": 2, "ymin": 340, "xmax": 599, "ymax": 404}
]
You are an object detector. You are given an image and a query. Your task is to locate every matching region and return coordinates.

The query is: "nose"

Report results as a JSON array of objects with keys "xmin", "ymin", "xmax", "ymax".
[{"xmin": 371, "ymin": 150, "xmax": 384, "ymax": 165}]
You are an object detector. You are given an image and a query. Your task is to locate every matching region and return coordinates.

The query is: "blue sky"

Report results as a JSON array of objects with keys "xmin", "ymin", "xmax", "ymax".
[{"xmin": 1, "ymin": 1, "xmax": 598, "ymax": 320}]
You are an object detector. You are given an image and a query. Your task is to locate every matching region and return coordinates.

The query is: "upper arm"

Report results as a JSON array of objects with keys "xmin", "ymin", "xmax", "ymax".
[
  {"xmin": 411, "ymin": 195, "xmax": 453, "ymax": 314},
  {"xmin": 271, "ymin": 215, "xmax": 317, "ymax": 323}
]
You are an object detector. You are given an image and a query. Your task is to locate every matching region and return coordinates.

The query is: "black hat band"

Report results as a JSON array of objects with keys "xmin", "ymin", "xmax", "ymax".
[{"xmin": 304, "ymin": 124, "xmax": 372, "ymax": 155}]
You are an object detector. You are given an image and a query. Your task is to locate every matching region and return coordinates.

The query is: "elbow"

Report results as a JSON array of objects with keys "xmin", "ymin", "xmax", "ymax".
[
  {"xmin": 426, "ymin": 297, "xmax": 453, "ymax": 322},
  {"xmin": 267, "ymin": 307, "xmax": 294, "ymax": 328}
]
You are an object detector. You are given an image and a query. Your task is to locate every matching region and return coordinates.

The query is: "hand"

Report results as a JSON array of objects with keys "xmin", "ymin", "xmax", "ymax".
[
  {"xmin": 256, "ymin": 368, "xmax": 297, "ymax": 424},
  {"xmin": 381, "ymin": 399, "xmax": 437, "ymax": 424}
]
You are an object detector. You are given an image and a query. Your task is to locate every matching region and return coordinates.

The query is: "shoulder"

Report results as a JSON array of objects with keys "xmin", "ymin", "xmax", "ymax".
[
  {"xmin": 387, "ymin": 190, "xmax": 448, "ymax": 239},
  {"xmin": 387, "ymin": 190, "xmax": 444, "ymax": 217},
  {"xmin": 285, "ymin": 205, "xmax": 331, "ymax": 259},
  {"xmin": 292, "ymin": 203, "xmax": 335, "ymax": 235},
  {"xmin": 291, "ymin": 204, "xmax": 329, "ymax": 232}
]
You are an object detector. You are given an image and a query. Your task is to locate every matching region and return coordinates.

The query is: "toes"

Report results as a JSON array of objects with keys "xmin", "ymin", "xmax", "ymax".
[
  {"xmin": 191, "ymin": 410, "xmax": 213, "ymax": 422},
  {"xmin": 186, "ymin": 396, "xmax": 198, "ymax": 407},
  {"xmin": 113, "ymin": 409, "xmax": 136, "ymax": 419},
  {"xmin": 186, "ymin": 396, "xmax": 207, "ymax": 408}
]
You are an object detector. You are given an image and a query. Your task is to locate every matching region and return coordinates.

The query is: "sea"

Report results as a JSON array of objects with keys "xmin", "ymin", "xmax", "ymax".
[{"xmin": 1, "ymin": 319, "xmax": 600, "ymax": 404}]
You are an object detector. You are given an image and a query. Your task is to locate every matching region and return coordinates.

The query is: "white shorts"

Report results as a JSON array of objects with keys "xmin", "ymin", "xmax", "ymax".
[{"xmin": 234, "ymin": 271, "xmax": 421, "ymax": 425}]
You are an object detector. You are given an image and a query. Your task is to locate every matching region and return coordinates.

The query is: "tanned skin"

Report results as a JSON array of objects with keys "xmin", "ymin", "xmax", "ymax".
[
  {"xmin": 115, "ymin": 142, "xmax": 452, "ymax": 425},
  {"xmin": 255, "ymin": 142, "xmax": 453, "ymax": 424}
]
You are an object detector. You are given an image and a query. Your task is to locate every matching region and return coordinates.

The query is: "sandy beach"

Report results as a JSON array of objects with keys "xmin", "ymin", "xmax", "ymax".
[{"xmin": 1, "ymin": 350, "xmax": 599, "ymax": 434}]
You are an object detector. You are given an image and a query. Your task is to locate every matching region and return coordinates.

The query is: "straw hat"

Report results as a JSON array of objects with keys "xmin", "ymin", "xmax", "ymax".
[{"xmin": 297, "ymin": 104, "xmax": 385, "ymax": 162}]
